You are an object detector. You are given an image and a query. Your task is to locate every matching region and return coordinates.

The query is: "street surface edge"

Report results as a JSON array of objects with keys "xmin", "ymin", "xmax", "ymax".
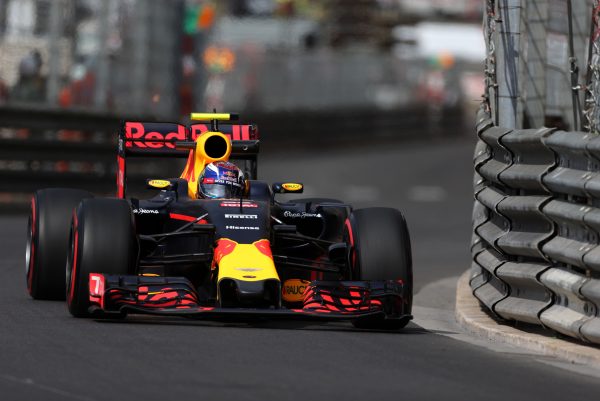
[{"xmin": 455, "ymin": 270, "xmax": 600, "ymax": 369}]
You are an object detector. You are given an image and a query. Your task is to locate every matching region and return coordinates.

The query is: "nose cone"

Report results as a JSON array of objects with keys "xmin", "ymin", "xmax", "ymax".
[
  {"xmin": 218, "ymin": 278, "xmax": 281, "ymax": 308},
  {"xmin": 215, "ymin": 239, "xmax": 281, "ymax": 307}
]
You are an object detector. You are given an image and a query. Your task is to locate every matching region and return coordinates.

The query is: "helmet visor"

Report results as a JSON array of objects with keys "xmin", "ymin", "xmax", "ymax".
[{"xmin": 199, "ymin": 179, "xmax": 243, "ymax": 199}]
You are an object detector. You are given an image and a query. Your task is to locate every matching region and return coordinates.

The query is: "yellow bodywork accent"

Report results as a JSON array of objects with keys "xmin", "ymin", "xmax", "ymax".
[
  {"xmin": 148, "ymin": 179, "xmax": 171, "ymax": 189},
  {"xmin": 282, "ymin": 183, "xmax": 303, "ymax": 192},
  {"xmin": 179, "ymin": 131, "xmax": 232, "ymax": 198},
  {"xmin": 282, "ymin": 279, "xmax": 310, "ymax": 302},
  {"xmin": 191, "ymin": 113, "xmax": 235, "ymax": 121},
  {"xmin": 217, "ymin": 243, "xmax": 280, "ymax": 283}
]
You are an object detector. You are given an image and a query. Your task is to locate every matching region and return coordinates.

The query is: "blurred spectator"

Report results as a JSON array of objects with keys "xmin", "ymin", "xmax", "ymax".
[
  {"xmin": 58, "ymin": 63, "xmax": 97, "ymax": 108},
  {"xmin": 11, "ymin": 50, "xmax": 47, "ymax": 103}
]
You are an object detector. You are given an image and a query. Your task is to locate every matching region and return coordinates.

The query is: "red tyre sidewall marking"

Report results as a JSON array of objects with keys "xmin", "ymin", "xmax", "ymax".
[
  {"xmin": 27, "ymin": 197, "xmax": 36, "ymax": 294},
  {"xmin": 344, "ymin": 218, "xmax": 357, "ymax": 278},
  {"xmin": 68, "ymin": 212, "xmax": 79, "ymax": 305},
  {"xmin": 117, "ymin": 155, "xmax": 125, "ymax": 198}
]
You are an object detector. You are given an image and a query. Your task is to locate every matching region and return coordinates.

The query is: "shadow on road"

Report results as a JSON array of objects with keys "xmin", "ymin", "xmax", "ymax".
[{"xmin": 93, "ymin": 315, "xmax": 433, "ymax": 335}]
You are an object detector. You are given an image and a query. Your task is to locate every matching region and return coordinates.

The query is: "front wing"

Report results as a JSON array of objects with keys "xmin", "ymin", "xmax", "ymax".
[{"xmin": 87, "ymin": 274, "xmax": 412, "ymax": 324}]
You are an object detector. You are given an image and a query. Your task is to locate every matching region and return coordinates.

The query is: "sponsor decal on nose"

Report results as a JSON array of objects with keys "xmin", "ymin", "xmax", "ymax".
[
  {"xmin": 282, "ymin": 279, "xmax": 310, "ymax": 302},
  {"xmin": 225, "ymin": 214, "xmax": 258, "ymax": 219},
  {"xmin": 220, "ymin": 201, "xmax": 258, "ymax": 208},
  {"xmin": 226, "ymin": 226, "xmax": 259, "ymax": 230}
]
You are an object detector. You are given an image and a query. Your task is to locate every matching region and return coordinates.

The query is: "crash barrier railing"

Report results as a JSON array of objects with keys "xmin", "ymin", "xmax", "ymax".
[
  {"xmin": 471, "ymin": 105, "xmax": 600, "ymax": 344},
  {"xmin": 0, "ymin": 104, "xmax": 463, "ymax": 212},
  {"xmin": 0, "ymin": 105, "xmax": 185, "ymax": 212}
]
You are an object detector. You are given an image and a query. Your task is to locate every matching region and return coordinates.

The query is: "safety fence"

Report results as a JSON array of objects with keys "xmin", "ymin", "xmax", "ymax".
[
  {"xmin": 471, "ymin": 105, "xmax": 600, "ymax": 344},
  {"xmin": 483, "ymin": 0, "xmax": 593, "ymax": 131}
]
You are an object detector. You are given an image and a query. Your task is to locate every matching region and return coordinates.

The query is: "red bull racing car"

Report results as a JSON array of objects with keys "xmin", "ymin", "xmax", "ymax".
[{"xmin": 26, "ymin": 113, "xmax": 413, "ymax": 329}]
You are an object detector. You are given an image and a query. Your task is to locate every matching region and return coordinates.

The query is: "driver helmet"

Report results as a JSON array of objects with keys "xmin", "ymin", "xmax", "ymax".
[{"xmin": 198, "ymin": 161, "xmax": 246, "ymax": 199}]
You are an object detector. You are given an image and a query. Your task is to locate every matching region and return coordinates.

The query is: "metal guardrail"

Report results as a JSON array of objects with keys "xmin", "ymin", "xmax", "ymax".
[
  {"xmin": 0, "ymin": 106, "xmax": 177, "ymax": 211},
  {"xmin": 472, "ymin": 106, "xmax": 600, "ymax": 343}
]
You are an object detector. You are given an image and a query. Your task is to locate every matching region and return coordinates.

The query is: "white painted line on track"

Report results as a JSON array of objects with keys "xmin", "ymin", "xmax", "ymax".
[
  {"xmin": 342, "ymin": 185, "xmax": 381, "ymax": 203},
  {"xmin": 0, "ymin": 374, "xmax": 97, "ymax": 401},
  {"xmin": 407, "ymin": 185, "xmax": 447, "ymax": 202}
]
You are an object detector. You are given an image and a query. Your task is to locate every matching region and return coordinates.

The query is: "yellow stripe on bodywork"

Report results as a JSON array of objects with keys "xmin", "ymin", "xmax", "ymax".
[
  {"xmin": 191, "ymin": 113, "xmax": 234, "ymax": 121},
  {"xmin": 217, "ymin": 243, "xmax": 279, "ymax": 283}
]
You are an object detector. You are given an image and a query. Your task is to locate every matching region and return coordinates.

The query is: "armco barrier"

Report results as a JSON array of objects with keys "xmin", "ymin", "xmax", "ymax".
[
  {"xmin": 0, "ymin": 106, "xmax": 174, "ymax": 212},
  {"xmin": 472, "ymin": 105, "xmax": 600, "ymax": 344}
]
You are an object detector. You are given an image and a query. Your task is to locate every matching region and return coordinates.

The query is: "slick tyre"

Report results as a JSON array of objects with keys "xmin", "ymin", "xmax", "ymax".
[
  {"xmin": 66, "ymin": 198, "xmax": 137, "ymax": 317},
  {"xmin": 26, "ymin": 189, "xmax": 93, "ymax": 300},
  {"xmin": 347, "ymin": 207, "xmax": 413, "ymax": 330}
]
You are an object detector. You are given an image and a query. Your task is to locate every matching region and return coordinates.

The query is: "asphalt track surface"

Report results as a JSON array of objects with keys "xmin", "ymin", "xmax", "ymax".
[{"xmin": 2, "ymin": 137, "xmax": 600, "ymax": 400}]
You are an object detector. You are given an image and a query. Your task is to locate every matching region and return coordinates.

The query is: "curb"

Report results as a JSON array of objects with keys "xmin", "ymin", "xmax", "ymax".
[{"xmin": 455, "ymin": 270, "xmax": 600, "ymax": 369}]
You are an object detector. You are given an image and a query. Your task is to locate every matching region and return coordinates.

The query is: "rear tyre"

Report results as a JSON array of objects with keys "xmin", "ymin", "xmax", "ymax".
[
  {"xmin": 66, "ymin": 198, "xmax": 137, "ymax": 317},
  {"xmin": 347, "ymin": 207, "xmax": 413, "ymax": 330},
  {"xmin": 26, "ymin": 189, "xmax": 93, "ymax": 299}
]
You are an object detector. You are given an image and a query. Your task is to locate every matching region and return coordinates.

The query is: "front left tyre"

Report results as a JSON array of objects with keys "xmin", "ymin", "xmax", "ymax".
[
  {"xmin": 345, "ymin": 207, "xmax": 413, "ymax": 330},
  {"xmin": 26, "ymin": 188, "xmax": 93, "ymax": 300},
  {"xmin": 66, "ymin": 198, "xmax": 138, "ymax": 317}
]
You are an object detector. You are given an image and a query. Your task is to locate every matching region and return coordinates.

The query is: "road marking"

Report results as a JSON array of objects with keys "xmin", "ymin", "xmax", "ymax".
[
  {"xmin": 342, "ymin": 185, "xmax": 381, "ymax": 203},
  {"xmin": 415, "ymin": 276, "xmax": 600, "ymax": 378},
  {"xmin": 0, "ymin": 374, "xmax": 96, "ymax": 401},
  {"xmin": 407, "ymin": 185, "xmax": 447, "ymax": 202},
  {"xmin": 413, "ymin": 277, "xmax": 547, "ymax": 354}
]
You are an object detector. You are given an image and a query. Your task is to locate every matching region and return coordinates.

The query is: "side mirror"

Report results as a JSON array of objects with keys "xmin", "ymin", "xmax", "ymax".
[{"xmin": 272, "ymin": 182, "xmax": 304, "ymax": 194}]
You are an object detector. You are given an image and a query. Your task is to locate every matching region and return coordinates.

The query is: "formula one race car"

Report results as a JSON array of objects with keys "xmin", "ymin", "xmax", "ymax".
[{"xmin": 26, "ymin": 113, "xmax": 413, "ymax": 329}]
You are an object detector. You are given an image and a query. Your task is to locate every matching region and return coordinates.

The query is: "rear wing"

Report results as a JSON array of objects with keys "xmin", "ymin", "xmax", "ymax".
[
  {"xmin": 117, "ymin": 122, "xmax": 259, "ymax": 198},
  {"xmin": 119, "ymin": 122, "xmax": 258, "ymax": 157}
]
